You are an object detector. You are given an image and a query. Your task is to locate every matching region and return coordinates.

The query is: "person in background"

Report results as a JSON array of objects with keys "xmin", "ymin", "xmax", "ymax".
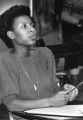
[
  {"xmin": 66, "ymin": 33, "xmax": 83, "ymax": 85},
  {"xmin": 68, "ymin": 33, "xmax": 83, "ymax": 101},
  {"xmin": 61, "ymin": 0, "xmax": 83, "ymax": 44},
  {"xmin": 0, "ymin": 5, "xmax": 78, "ymax": 119}
]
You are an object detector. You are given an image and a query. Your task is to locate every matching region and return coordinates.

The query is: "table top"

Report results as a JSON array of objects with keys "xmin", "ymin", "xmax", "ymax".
[{"xmin": 11, "ymin": 100, "xmax": 83, "ymax": 120}]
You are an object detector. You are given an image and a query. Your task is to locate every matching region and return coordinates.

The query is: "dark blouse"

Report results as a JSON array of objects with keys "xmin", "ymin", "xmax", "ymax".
[{"xmin": 63, "ymin": 0, "xmax": 83, "ymax": 15}]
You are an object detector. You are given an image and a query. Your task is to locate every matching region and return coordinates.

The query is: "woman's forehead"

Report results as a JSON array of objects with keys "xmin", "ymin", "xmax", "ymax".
[{"xmin": 13, "ymin": 15, "xmax": 31, "ymax": 27}]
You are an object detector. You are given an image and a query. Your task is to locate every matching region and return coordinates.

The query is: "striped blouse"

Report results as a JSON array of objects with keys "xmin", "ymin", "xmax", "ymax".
[{"xmin": 0, "ymin": 47, "xmax": 60, "ymax": 105}]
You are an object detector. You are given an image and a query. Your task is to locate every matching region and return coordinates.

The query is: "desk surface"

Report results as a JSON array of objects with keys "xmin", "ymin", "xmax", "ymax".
[
  {"xmin": 25, "ymin": 105, "xmax": 83, "ymax": 116},
  {"xmin": 12, "ymin": 111, "xmax": 83, "ymax": 120},
  {"xmin": 12, "ymin": 101, "xmax": 83, "ymax": 120}
]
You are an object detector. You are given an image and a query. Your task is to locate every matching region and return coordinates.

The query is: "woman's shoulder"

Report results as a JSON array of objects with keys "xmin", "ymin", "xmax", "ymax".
[
  {"xmin": 36, "ymin": 47, "xmax": 54, "ymax": 60},
  {"xmin": 0, "ymin": 51, "xmax": 10, "ymax": 59},
  {"xmin": 0, "ymin": 50, "xmax": 14, "ymax": 63},
  {"xmin": 0, "ymin": 51, "xmax": 18, "ymax": 73},
  {"xmin": 37, "ymin": 47, "xmax": 53, "ymax": 55}
]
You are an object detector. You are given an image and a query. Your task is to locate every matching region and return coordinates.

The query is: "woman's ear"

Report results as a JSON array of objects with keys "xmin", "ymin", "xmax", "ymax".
[{"xmin": 7, "ymin": 31, "xmax": 15, "ymax": 40}]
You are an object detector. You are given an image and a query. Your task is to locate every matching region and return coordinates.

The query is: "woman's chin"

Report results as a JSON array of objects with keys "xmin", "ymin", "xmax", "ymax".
[{"xmin": 27, "ymin": 41, "xmax": 36, "ymax": 46}]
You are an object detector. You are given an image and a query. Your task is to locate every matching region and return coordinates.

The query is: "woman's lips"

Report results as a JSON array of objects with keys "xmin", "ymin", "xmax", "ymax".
[{"xmin": 28, "ymin": 35, "xmax": 36, "ymax": 39}]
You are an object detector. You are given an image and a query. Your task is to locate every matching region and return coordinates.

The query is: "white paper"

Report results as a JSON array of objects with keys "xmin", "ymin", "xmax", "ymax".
[{"xmin": 25, "ymin": 105, "xmax": 83, "ymax": 117}]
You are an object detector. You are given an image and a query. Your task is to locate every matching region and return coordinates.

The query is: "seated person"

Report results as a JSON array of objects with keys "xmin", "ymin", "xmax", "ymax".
[
  {"xmin": 61, "ymin": 0, "xmax": 83, "ymax": 25},
  {"xmin": 61, "ymin": 0, "xmax": 83, "ymax": 44},
  {"xmin": 66, "ymin": 33, "xmax": 83, "ymax": 85},
  {"xmin": 0, "ymin": 5, "xmax": 78, "ymax": 120}
]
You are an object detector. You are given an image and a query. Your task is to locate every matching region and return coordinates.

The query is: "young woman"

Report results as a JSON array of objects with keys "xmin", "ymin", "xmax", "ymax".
[{"xmin": 0, "ymin": 5, "xmax": 78, "ymax": 116}]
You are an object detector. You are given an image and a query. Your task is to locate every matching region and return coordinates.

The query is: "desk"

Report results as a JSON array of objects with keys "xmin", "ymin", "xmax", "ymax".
[
  {"xmin": 11, "ymin": 101, "xmax": 83, "ymax": 120},
  {"xmin": 11, "ymin": 111, "xmax": 83, "ymax": 120}
]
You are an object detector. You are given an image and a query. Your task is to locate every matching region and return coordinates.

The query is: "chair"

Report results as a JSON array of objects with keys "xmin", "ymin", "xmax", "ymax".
[
  {"xmin": 0, "ymin": 103, "xmax": 10, "ymax": 120},
  {"xmin": 0, "ymin": 38, "xmax": 9, "ymax": 52}
]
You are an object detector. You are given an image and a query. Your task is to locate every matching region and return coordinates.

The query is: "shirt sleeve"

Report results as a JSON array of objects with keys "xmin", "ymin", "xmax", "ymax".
[
  {"xmin": 46, "ymin": 47, "xmax": 62, "ymax": 95},
  {"xmin": 0, "ymin": 56, "xmax": 19, "ymax": 104},
  {"xmin": 45, "ymin": 47, "xmax": 60, "ymax": 89}
]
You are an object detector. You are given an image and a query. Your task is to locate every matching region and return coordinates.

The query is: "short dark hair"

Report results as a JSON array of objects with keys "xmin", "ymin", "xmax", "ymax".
[{"xmin": 0, "ymin": 5, "xmax": 31, "ymax": 48}]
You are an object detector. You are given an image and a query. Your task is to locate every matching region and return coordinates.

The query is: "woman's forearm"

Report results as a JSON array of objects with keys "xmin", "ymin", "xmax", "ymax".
[
  {"xmin": 8, "ymin": 98, "xmax": 51, "ymax": 111},
  {"xmin": 61, "ymin": 11, "xmax": 79, "ymax": 24},
  {"xmin": 7, "ymin": 89, "xmax": 71, "ymax": 111}
]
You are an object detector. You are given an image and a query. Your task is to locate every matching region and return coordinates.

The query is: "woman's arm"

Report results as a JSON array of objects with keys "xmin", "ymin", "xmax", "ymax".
[
  {"xmin": 7, "ymin": 90, "xmax": 69, "ymax": 112},
  {"xmin": 7, "ymin": 97, "xmax": 50, "ymax": 111},
  {"xmin": 61, "ymin": 11, "xmax": 79, "ymax": 24}
]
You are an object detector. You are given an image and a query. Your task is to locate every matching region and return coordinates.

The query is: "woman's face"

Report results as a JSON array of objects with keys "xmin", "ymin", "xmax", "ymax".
[{"xmin": 11, "ymin": 15, "xmax": 37, "ymax": 46}]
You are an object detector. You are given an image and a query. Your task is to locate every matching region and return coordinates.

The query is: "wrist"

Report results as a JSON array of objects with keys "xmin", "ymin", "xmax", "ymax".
[
  {"xmin": 47, "ymin": 97, "xmax": 55, "ymax": 107},
  {"xmin": 43, "ymin": 98, "xmax": 52, "ymax": 107}
]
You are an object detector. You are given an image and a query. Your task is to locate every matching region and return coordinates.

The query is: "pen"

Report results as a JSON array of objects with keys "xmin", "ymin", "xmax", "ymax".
[{"xmin": 67, "ymin": 81, "xmax": 83, "ymax": 94}]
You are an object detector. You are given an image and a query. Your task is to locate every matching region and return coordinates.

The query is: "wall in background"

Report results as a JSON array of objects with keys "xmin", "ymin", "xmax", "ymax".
[
  {"xmin": 0, "ymin": 0, "xmax": 29, "ymax": 15},
  {"xmin": 33, "ymin": 0, "xmax": 63, "ymax": 45}
]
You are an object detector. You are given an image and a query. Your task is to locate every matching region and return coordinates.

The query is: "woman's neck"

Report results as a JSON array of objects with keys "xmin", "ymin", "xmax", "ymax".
[{"xmin": 13, "ymin": 45, "xmax": 35, "ymax": 58}]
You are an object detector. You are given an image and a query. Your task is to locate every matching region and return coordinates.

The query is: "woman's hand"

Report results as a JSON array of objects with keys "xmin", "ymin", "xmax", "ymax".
[
  {"xmin": 64, "ymin": 84, "xmax": 78, "ymax": 101},
  {"xmin": 49, "ymin": 91, "xmax": 70, "ymax": 107}
]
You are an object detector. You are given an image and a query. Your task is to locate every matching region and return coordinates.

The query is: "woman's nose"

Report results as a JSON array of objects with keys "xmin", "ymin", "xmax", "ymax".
[{"xmin": 29, "ymin": 27, "xmax": 36, "ymax": 33}]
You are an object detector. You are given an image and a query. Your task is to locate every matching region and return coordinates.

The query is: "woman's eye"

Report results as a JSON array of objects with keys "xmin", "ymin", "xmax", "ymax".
[
  {"xmin": 31, "ymin": 23, "xmax": 35, "ymax": 27},
  {"xmin": 19, "ymin": 23, "xmax": 34, "ymax": 29},
  {"xmin": 23, "ymin": 24, "xmax": 27, "ymax": 28}
]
